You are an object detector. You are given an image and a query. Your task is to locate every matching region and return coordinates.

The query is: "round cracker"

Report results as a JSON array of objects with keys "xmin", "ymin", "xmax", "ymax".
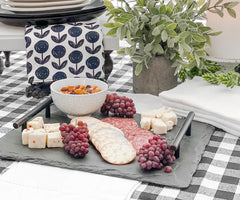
[
  {"xmin": 100, "ymin": 142, "xmax": 136, "ymax": 165},
  {"xmin": 90, "ymin": 126, "xmax": 124, "ymax": 140},
  {"xmin": 70, "ymin": 116, "xmax": 101, "ymax": 127},
  {"xmin": 93, "ymin": 137, "xmax": 122, "ymax": 152}
]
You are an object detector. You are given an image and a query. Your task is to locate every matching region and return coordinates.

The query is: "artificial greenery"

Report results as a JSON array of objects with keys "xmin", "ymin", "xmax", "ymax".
[
  {"xmin": 202, "ymin": 72, "xmax": 240, "ymax": 88},
  {"xmin": 104, "ymin": 0, "xmax": 240, "ymax": 87}
]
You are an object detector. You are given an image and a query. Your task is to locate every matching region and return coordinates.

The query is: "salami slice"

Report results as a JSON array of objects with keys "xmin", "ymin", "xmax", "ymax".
[
  {"xmin": 130, "ymin": 135, "xmax": 153, "ymax": 153},
  {"xmin": 125, "ymin": 128, "xmax": 153, "ymax": 138},
  {"xmin": 102, "ymin": 117, "xmax": 154, "ymax": 153},
  {"xmin": 101, "ymin": 117, "xmax": 138, "ymax": 136},
  {"xmin": 126, "ymin": 128, "xmax": 153, "ymax": 153},
  {"xmin": 102, "ymin": 117, "xmax": 138, "ymax": 128}
]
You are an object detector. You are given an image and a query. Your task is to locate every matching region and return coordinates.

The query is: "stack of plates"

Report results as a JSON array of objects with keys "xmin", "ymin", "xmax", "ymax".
[
  {"xmin": 0, "ymin": 0, "xmax": 106, "ymax": 26},
  {"xmin": 1, "ymin": 0, "xmax": 95, "ymax": 12}
]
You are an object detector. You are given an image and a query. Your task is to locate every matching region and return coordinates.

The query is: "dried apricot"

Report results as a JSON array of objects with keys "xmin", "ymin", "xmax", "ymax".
[
  {"xmin": 60, "ymin": 84, "xmax": 101, "ymax": 95},
  {"xmin": 61, "ymin": 87, "xmax": 68, "ymax": 91},
  {"xmin": 80, "ymin": 85, "xmax": 86, "ymax": 90},
  {"xmin": 75, "ymin": 85, "xmax": 81, "ymax": 89},
  {"xmin": 75, "ymin": 89, "xmax": 84, "ymax": 94},
  {"xmin": 67, "ymin": 86, "xmax": 75, "ymax": 92}
]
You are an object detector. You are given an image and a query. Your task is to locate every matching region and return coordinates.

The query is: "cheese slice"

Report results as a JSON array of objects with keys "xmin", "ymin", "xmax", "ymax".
[
  {"xmin": 22, "ymin": 128, "xmax": 34, "ymax": 145},
  {"xmin": 166, "ymin": 120, "xmax": 174, "ymax": 131},
  {"xmin": 27, "ymin": 116, "xmax": 44, "ymax": 129},
  {"xmin": 155, "ymin": 107, "xmax": 172, "ymax": 118},
  {"xmin": 28, "ymin": 129, "xmax": 46, "ymax": 148},
  {"xmin": 141, "ymin": 109, "xmax": 158, "ymax": 118},
  {"xmin": 44, "ymin": 123, "xmax": 60, "ymax": 133},
  {"xmin": 140, "ymin": 117, "xmax": 152, "ymax": 130},
  {"xmin": 162, "ymin": 111, "xmax": 178, "ymax": 125},
  {"xmin": 47, "ymin": 131, "xmax": 64, "ymax": 148},
  {"xmin": 151, "ymin": 118, "xmax": 168, "ymax": 134}
]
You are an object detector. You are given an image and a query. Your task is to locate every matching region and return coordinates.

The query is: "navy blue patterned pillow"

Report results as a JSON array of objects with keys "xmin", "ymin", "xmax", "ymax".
[{"xmin": 25, "ymin": 21, "xmax": 104, "ymax": 84}]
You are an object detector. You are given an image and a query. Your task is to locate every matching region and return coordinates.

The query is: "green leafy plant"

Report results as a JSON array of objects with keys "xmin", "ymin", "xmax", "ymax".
[
  {"xmin": 104, "ymin": 0, "xmax": 240, "ymax": 87},
  {"xmin": 202, "ymin": 72, "xmax": 240, "ymax": 88}
]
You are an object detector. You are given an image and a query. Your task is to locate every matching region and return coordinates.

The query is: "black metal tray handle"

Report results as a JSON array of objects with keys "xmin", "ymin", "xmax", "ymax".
[
  {"xmin": 13, "ymin": 96, "xmax": 52, "ymax": 130},
  {"xmin": 170, "ymin": 111, "xmax": 195, "ymax": 158}
]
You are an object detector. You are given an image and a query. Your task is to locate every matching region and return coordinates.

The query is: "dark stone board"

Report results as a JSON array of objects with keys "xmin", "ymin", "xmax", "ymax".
[{"xmin": 0, "ymin": 105, "xmax": 215, "ymax": 188}]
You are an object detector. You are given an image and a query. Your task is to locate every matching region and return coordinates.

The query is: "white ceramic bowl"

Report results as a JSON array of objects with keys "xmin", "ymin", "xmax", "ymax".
[{"xmin": 50, "ymin": 78, "xmax": 108, "ymax": 117}]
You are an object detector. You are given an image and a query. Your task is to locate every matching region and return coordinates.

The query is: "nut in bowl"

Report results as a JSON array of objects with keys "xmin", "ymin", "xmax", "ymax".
[{"xmin": 50, "ymin": 78, "xmax": 108, "ymax": 117}]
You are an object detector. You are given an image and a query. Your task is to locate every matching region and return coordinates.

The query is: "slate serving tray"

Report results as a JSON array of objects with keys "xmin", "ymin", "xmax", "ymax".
[{"xmin": 0, "ymin": 105, "xmax": 215, "ymax": 188}]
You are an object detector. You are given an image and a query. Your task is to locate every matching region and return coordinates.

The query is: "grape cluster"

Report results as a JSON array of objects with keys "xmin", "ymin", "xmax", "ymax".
[
  {"xmin": 59, "ymin": 121, "xmax": 89, "ymax": 158},
  {"xmin": 137, "ymin": 135, "xmax": 175, "ymax": 172},
  {"xmin": 101, "ymin": 93, "xmax": 136, "ymax": 118},
  {"xmin": 25, "ymin": 83, "xmax": 51, "ymax": 99}
]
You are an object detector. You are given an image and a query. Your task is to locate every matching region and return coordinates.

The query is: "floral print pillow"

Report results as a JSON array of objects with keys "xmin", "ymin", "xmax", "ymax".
[{"xmin": 25, "ymin": 21, "xmax": 104, "ymax": 84}]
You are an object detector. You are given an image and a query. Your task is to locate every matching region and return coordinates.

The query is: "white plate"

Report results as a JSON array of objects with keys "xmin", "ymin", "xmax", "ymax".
[
  {"xmin": 1, "ymin": 0, "xmax": 94, "ymax": 12},
  {"xmin": 3, "ymin": 0, "xmax": 86, "ymax": 7},
  {"xmin": 9, "ymin": 0, "xmax": 72, "ymax": 2}
]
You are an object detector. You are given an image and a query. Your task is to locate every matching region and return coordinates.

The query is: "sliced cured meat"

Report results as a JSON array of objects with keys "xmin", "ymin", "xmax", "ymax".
[
  {"xmin": 125, "ymin": 128, "xmax": 153, "ymax": 138},
  {"xmin": 101, "ymin": 117, "xmax": 139, "ymax": 138},
  {"xmin": 130, "ymin": 135, "xmax": 153, "ymax": 153},
  {"xmin": 120, "ymin": 126, "xmax": 139, "ymax": 137},
  {"xmin": 125, "ymin": 128, "xmax": 153, "ymax": 153},
  {"xmin": 101, "ymin": 117, "xmax": 154, "ymax": 153},
  {"xmin": 101, "ymin": 117, "xmax": 138, "ymax": 131}
]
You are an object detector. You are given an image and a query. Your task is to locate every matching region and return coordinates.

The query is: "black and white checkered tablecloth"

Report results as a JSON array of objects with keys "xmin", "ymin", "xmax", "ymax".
[{"xmin": 0, "ymin": 51, "xmax": 240, "ymax": 200}]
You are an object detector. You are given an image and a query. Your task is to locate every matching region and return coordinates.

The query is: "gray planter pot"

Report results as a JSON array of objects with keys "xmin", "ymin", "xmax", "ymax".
[{"xmin": 133, "ymin": 56, "xmax": 178, "ymax": 95}]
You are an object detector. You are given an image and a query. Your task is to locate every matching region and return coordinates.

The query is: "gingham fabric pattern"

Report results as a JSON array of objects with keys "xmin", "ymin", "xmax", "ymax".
[
  {"xmin": 130, "ymin": 130, "xmax": 240, "ymax": 200},
  {"xmin": 0, "ymin": 51, "xmax": 240, "ymax": 200}
]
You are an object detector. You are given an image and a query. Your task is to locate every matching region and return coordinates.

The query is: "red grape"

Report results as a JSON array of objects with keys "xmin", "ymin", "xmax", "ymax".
[
  {"xmin": 60, "ymin": 121, "xmax": 89, "ymax": 158},
  {"xmin": 101, "ymin": 93, "xmax": 136, "ymax": 118},
  {"xmin": 137, "ymin": 135, "xmax": 175, "ymax": 172},
  {"xmin": 164, "ymin": 166, "xmax": 172, "ymax": 173}
]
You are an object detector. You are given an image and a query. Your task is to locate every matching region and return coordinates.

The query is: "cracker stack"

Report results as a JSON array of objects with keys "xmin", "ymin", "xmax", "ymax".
[{"xmin": 71, "ymin": 117, "xmax": 136, "ymax": 165}]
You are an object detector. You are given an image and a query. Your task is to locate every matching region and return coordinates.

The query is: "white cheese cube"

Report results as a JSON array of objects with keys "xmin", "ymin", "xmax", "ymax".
[
  {"xmin": 27, "ymin": 116, "xmax": 44, "ymax": 129},
  {"xmin": 162, "ymin": 111, "xmax": 178, "ymax": 125},
  {"xmin": 141, "ymin": 109, "xmax": 161, "ymax": 118},
  {"xmin": 27, "ymin": 121, "xmax": 42, "ymax": 129},
  {"xmin": 28, "ymin": 129, "xmax": 47, "ymax": 148},
  {"xmin": 155, "ymin": 113, "xmax": 162, "ymax": 119},
  {"xmin": 47, "ymin": 131, "xmax": 64, "ymax": 148},
  {"xmin": 22, "ymin": 128, "xmax": 34, "ymax": 145},
  {"xmin": 140, "ymin": 117, "xmax": 152, "ymax": 130},
  {"xmin": 33, "ymin": 116, "xmax": 44, "ymax": 125},
  {"xmin": 166, "ymin": 121, "xmax": 174, "ymax": 131},
  {"xmin": 141, "ymin": 107, "xmax": 173, "ymax": 119},
  {"xmin": 155, "ymin": 107, "xmax": 172, "ymax": 118},
  {"xmin": 44, "ymin": 123, "xmax": 60, "ymax": 133},
  {"xmin": 158, "ymin": 107, "xmax": 172, "ymax": 113},
  {"xmin": 151, "ymin": 118, "xmax": 167, "ymax": 134}
]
